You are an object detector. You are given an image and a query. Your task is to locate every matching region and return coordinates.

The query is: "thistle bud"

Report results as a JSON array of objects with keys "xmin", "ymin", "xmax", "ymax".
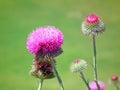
[
  {"xmin": 70, "ymin": 59, "xmax": 87, "ymax": 73},
  {"xmin": 81, "ymin": 14, "xmax": 105, "ymax": 36},
  {"xmin": 109, "ymin": 75, "xmax": 120, "ymax": 87}
]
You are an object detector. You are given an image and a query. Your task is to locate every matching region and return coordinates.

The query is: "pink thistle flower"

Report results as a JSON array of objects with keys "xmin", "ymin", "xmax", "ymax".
[
  {"xmin": 89, "ymin": 81, "xmax": 105, "ymax": 90},
  {"xmin": 81, "ymin": 14, "xmax": 105, "ymax": 36},
  {"xmin": 85, "ymin": 14, "xmax": 99, "ymax": 24},
  {"xmin": 26, "ymin": 26, "xmax": 64, "ymax": 55}
]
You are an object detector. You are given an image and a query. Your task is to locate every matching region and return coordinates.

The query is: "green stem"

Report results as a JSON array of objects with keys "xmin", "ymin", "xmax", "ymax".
[
  {"xmin": 92, "ymin": 35, "xmax": 100, "ymax": 90},
  {"xmin": 80, "ymin": 72, "xmax": 90, "ymax": 90},
  {"xmin": 51, "ymin": 59, "xmax": 64, "ymax": 90},
  {"xmin": 115, "ymin": 85, "xmax": 120, "ymax": 90},
  {"xmin": 37, "ymin": 79, "xmax": 43, "ymax": 90}
]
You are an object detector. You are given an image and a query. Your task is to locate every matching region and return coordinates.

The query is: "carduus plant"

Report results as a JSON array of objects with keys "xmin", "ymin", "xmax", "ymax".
[
  {"xmin": 81, "ymin": 14, "xmax": 105, "ymax": 90},
  {"xmin": 70, "ymin": 59, "xmax": 90, "ymax": 90},
  {"xmin": 26, "ymin": 26, "xmax": 64, "ymax": 90}
]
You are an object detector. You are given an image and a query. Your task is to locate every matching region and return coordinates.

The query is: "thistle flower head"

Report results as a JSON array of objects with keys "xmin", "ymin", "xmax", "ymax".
[
  {"xmin": 30, "ymin": 60, "xmax": 55, "ymax": 79},
  {"xmin": 70, "ymin": 59, "xmax": 87, "ymax": 73},
  {"xmin": 26, "ymin": 26, "xmax": 64, "ymax": 55},
  {"xmin": 81, "ymin": 14, "xmax": 105, "ymax": 36},
  {"xmin": 85, "ymin": 14, "xmax": 99, "ymax": 24},
  {"xmin": 89, "ymin": 81, "xmax": 105, "ymax": 90}
]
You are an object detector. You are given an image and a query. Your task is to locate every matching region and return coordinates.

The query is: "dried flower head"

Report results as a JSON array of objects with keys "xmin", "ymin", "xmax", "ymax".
[
  {"xmin": 30, "ymin": 60, "xmax": 55, "ymax": 79},
  {"xmin": 70, "ymin": 59, "xmax": 87, "ymax": 73},
  {"xmin": 89, "ymin": 80, "xmax": 105, "ymax": 90},
  {"xmin": 81, "ymin": 14, "xmax": 105, "ymax": 36},
  {"xmin": 26, "ymin": 26, "xmax": 64, "ymax": 56}
]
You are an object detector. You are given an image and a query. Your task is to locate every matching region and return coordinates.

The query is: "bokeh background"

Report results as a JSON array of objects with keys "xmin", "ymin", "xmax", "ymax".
[{"xmin": 0, "ymin": 0, "xmax": 120, "ymax": 90}]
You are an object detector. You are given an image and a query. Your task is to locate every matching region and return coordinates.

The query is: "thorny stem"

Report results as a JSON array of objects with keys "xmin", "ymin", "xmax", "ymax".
[
  {"xmin": 92, "ymin": 35, "xmax": 100, "ymax": 90},
  {"xmin": 37, "ymin": 79, "xmax": 43, "ymax": 90},
  {"xmin": 80, "ymin": 72, "xmax": 90, "ymax": 90},
  {"xmin": 51, "ymin": 58, "xmax": 64, "ymax": 90}
]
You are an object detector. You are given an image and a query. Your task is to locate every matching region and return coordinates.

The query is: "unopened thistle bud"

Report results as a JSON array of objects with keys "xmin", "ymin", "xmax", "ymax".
[
  {"xmin": 70, "ymin": 59, "xmax": 87, "ymax": 73},
  {"xmin": 81, "ymin": 14, "xmax": 105, "ymax": 36},
  {"xmin": 109, "ymin": 75, "xmax": 120, "ymax": 86}
]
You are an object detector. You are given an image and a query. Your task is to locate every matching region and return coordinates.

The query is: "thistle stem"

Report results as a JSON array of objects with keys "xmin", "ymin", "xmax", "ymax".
[
  {"xmin": 51, "ymin": 59, "xmax": 64, "ymax": 90},
  {"xmin": 37, "ymin": 79, "xmax": 43, "ymax": 90},
  {"xmin": 115, "ymin": 85, "xmax": 120, "ymax": 90},
  {"xmin": 80, "ymin": 72, "xmax": 90, "ymax": 90},
  {"xmin": 92, "ymin": 35, "xmax": 100, "ymax": 90}
]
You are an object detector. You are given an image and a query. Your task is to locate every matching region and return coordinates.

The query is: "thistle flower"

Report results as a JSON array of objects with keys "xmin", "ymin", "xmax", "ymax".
[
  {"xmin": 30, "ymin": 60, "xmax": 55, "ymax": 79},
  {"xmin": 27, "ymin": 26, "xmax": 64, "ymax": 90},
  {"xmin": 81, "ymin": 14, "xmax": 105, "ymax": 35},
  {"xmin": 70, "ymin": 59, "xmax": 87, "ymax": 73},
  {"xmin": 26, "ymin": 26, "xmax": 64, "ymax": 58},
  {"xmin": 89, "ymin": 80, "xmax": 105, "ymax": 90}
]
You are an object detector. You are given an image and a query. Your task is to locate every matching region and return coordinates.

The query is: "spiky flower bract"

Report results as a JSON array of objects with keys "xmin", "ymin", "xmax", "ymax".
[
  {"xmin": 89, "ymin": 80, "xmax": 105, "ymax": 90},
  {"xmin": 70, "ymin": 59, "xmax": 87, "ymax": 73},
  {"xmin": 81, "ymin": 14, "xmax": 105, "ymax": 36},
  {"xmin": 26, "ymin": 26, "xmax": 64, "ymax": 56}
]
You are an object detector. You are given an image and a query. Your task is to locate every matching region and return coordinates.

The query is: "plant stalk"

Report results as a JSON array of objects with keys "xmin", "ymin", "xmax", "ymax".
[
  {"xmin": 115, "ymin": 85, "xmax": 120, "ymax": 90},
  {"xmin": 80, "ymin": 72, "xmax": 90, "ymax": 90},
  {"xmin": 37, "ymin": 79, "xmax": 43, "ymax": 90},
  {"xmin": 51, "ymin": 59, "xmax": 64, "ymax": 90},
  {"xmin": 92, "ymin": 35, "xmax": 100, "ymax": 90}
]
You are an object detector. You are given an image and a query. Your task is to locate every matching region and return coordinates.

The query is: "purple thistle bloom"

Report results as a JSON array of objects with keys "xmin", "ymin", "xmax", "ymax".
[
  {"xmin": 89, "ymin": 81, "xmax": 105, "ymax": 90},
  {"xmin": 26, "ymin": 26, "xmax": 64, "ymax": 55}
]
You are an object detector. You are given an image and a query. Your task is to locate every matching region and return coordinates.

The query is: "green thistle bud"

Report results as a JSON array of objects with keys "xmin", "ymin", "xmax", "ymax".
[{"xmin": 70, "ymin": 59, "xmax": 87, "ymax": 73}]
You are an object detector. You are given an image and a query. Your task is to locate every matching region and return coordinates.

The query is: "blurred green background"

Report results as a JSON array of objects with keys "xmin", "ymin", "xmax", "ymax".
[{"xmin": 0, "ymin": 0, "xmax": 120, "ymax": 90}]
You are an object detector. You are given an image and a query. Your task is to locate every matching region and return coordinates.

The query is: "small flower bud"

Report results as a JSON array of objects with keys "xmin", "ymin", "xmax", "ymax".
[
  {"xmin": 109, "ymin": 75, "xmax": 120, "ymax": 86},
  {"xmin": 70, "ymin": 59, "xmax": 87, "ymax": 73},
  {"xmin": 81, "ymin": 14, "xmax": 105, "ymax": 36}
]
